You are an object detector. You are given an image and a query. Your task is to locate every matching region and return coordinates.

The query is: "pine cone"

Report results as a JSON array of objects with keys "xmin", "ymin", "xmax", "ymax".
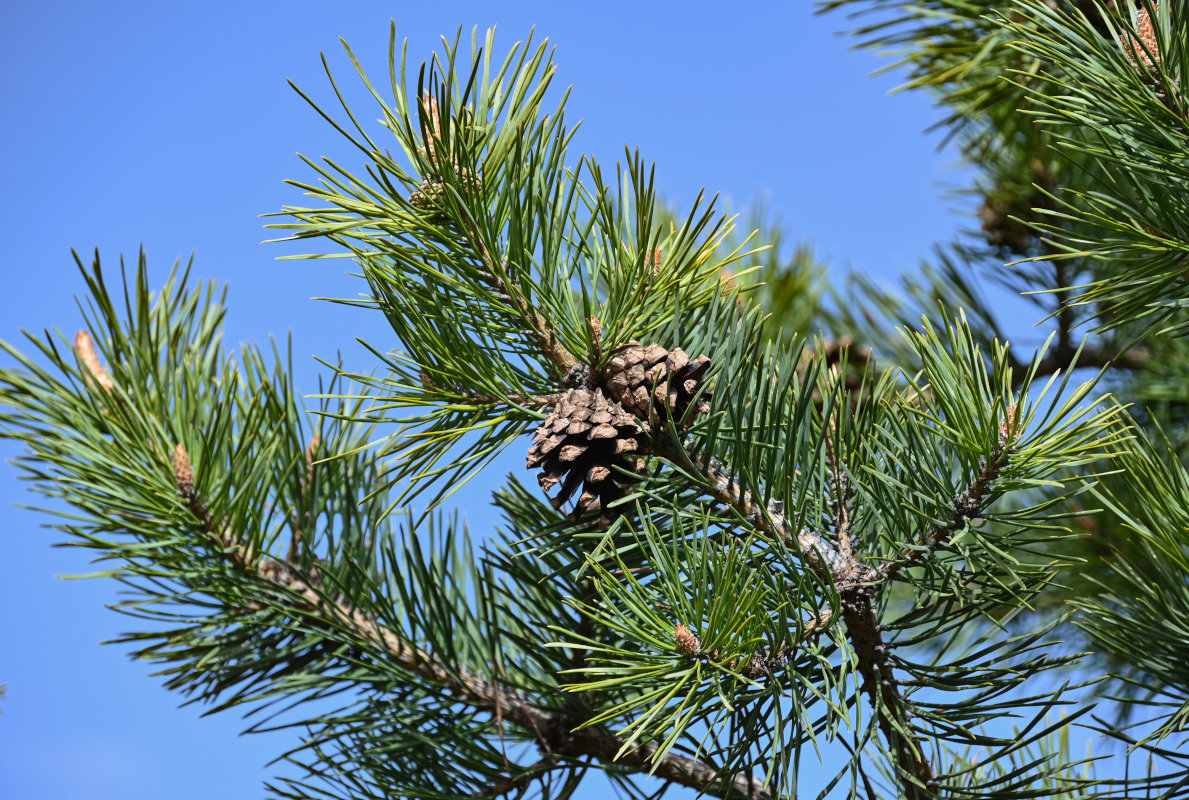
[
  {"xmin": 526, "ymin": 387, "xmax": 647, "ymax": 521},
  {"xmin": 602, "ymin": 341, "xmax": 711, "ymax": 428}
]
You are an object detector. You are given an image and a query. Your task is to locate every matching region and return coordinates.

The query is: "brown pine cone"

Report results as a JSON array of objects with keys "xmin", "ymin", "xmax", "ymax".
[
  {"xmin": 526, "ymin": 387, "xmax": 647, "ymax": 522},
  {"xmin": 602, "ymin": 341, "xmax": 711, "ymax": 428}
]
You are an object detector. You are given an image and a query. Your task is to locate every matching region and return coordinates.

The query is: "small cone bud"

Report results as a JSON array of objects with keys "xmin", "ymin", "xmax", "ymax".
[
  {"xmin": 75, "ymin": 331, "xmax": 113, "ymax": 392},
  {"xmin": 674, "ymin": 624, "xmax": 701, "ymax": 656},
  {"xmin": 172, "ymin": 444, "xmax": 194, "ymax": 495},
  {"xmin": 651, "ymin": 246, "xmax": 662, "ymax": 276}
]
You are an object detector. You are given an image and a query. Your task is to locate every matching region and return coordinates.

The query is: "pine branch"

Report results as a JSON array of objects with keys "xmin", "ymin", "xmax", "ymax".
[
  {"xmin": 7, "ymin": 18, "xmax": 1150, "ymax": 794},
  {"xmin": 168, "ymin": 456, "xmax": 780, "ymax": 800},
  {"xmin": 260, "ymin": 555, "xmax": 780, "ymax": 799}
]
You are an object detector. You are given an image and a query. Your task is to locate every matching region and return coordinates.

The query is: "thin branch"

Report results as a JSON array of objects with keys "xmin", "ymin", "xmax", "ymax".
[
  {"xmin": 415, "ymin": 96, "xmax": 579, "ymax": 379},
  {"xmin": 456, "ymin": 215, "xmax": 580, "ymax": 378},
  {"xmin": 1054, "ymin": 260, "xmax": 1074, "ymax": 359},
  {"xmin": 650, "ymin": 439, "xmax": 935, "ymax": 796},
  {"xmin": 254, "ymin": 556, "xmax": 782, "ymax": 800},
  {"xmin": 880, "ymin": 438, "xmax": 1011, "ymax": 579},
  {"xmin": 674, "ymin": 607, "xmax": 836, "ymax": 679},
  {"xmin": 823, "ymin": 411, "xmax": 854, "ymax": 560},
  {"xmin": 173, "ymin": 443, "xmax": 258, "ymax": 570},
  {"xmin": 841, "ymin": 590, "xmax": 936, "ymax": 797},
  {"xmin": 653, "ymin": 439, "xmax": 875, "ymax": 587}
]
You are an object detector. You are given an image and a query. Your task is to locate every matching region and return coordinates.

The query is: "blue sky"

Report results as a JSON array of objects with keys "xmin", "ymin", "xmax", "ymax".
[{"xmin": 0, "ymin": 2, "xmax": 973, "ymax": 797}]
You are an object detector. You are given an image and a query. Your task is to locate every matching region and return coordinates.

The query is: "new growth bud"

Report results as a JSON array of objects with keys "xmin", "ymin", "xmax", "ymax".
[
  {"xmin": 173, "ymin": 443, "xmax": 194, "ymax": 496},
  {"xmin": 305, "ymin": 435, "xmax": 321, "ymax": 487},
  {"xmin": 998, "ymin": 402, "xmax": 1019, "ymax": 450},
  {"xmin": 420, "ymin": 95, "xmax": 442, "ymax": 163},
  {"xmin": 588, "ymin": 316, "xmax": 603, "ymax": 360},
  {"xmin": 75, "ymin": 331, "xmax": 113, "ymax": 392}
]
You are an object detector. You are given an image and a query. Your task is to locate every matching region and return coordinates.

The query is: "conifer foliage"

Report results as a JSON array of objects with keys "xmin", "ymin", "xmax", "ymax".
[{"xmin": 4, "ymin": 4, "xmax": 1189, "ymax": 799}]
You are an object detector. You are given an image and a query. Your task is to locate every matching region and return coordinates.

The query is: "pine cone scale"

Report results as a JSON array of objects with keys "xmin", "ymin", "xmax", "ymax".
[{"xmin": 558, "ymin": 444, "xmax": 587, "ymax": 462}]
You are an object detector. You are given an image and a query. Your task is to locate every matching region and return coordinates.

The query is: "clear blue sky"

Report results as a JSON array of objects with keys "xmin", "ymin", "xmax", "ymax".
[{"xmin": 0, "ymin": 2, "xmax": 971, "ymax": 798}]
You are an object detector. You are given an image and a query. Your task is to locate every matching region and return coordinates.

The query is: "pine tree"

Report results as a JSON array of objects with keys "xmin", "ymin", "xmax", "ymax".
[{"xmin": 3, "ymin": 3, "xmax": 1189, "ymax": 798}]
